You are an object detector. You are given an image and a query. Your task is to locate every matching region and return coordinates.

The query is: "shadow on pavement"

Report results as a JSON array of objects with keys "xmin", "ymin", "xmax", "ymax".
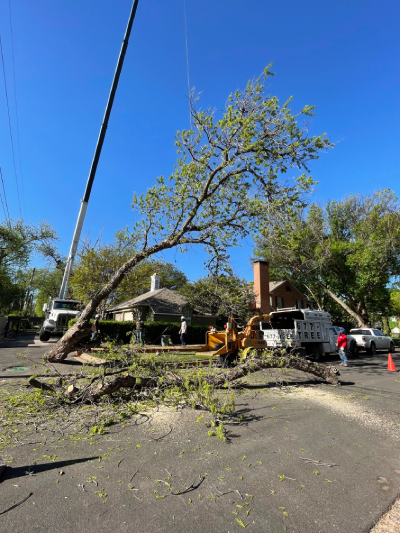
[{"xmin": 2, "ymin": 457, "xmax": 98, "ymax": 481}]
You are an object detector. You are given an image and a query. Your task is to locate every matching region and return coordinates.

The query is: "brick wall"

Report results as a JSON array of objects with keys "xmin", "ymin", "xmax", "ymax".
[{"xmin": 270, "ymin": 283, "xmax": 306, "ymax": 310}]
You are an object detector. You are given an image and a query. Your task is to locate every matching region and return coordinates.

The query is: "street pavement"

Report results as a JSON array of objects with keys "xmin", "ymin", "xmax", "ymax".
[{"xmin": 0, "ymin": 334, "xmax": 400, "ymax": 532}]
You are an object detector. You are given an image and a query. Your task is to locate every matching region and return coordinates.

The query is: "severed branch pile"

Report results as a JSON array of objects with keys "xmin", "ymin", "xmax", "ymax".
[{"xmin": 28, "ymin": 353, "xmax": 340, "ymax": 405}]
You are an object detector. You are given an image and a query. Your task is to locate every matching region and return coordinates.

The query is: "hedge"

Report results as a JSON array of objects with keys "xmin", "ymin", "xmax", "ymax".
[{"xmin": 67, "ymin": 319, "xmax": 210, "ymax": 345}]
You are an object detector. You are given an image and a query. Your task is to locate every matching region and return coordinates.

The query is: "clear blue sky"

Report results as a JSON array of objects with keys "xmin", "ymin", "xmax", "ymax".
[{"xmin": 0, "ymin": 0, "xmax": 399, "ymax": 282}]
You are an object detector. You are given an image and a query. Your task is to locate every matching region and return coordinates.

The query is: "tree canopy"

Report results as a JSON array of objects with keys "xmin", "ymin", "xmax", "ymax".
[
  {"xmin": 178, "ymin": 274, "xmax": 255, "ymax": 324},
  {"xmin": 46, "ymin": 67, "xmax": 333, "ymax": 361},
  {"xmin": 256, "ymin": 189, "xmax": 400, "ymax": 326}
]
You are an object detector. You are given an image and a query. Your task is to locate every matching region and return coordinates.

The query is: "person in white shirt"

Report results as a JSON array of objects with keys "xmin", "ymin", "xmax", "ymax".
[{"xmin": 179, "ymin": 316, "xmax": 187, "ymax": 346}]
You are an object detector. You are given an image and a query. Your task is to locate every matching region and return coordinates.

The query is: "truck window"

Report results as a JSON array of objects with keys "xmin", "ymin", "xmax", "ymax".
[
  {"xmin": 350, "ymin": 329, "xmax": 372, "ymax": 336},
  {"xmin": 373, "ymin": 329, "xmax": 383, "ymax": 336},
  {"xmin": 53, "ymin": 301, "xmax": 80, "ymax": 311}
]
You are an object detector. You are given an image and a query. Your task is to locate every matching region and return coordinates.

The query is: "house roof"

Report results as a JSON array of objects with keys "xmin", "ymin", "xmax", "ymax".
[
  {"xmin": 269, "ymin": 280, "xmax": 307, "ymax": 298},
  {"xmin": 107, "ymin": 288, "xmax": 190, "ymax": 315}
]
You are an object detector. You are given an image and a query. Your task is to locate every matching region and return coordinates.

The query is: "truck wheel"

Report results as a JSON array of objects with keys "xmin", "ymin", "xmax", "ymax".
[
  {"xmin": 390, "ymin": 342, "xmax": 396, "ymax": 353},
  {"xmin": 350, "ymin": 343, "xmax": 360, "ymax": 358},
  {"xmin": 367, "ymin": 342, "xmax": 376, "ymax": 355},
  {"xmin": 311, "ymin": 348, "xmax": 320, "ymax": 362},
  {"xmin": 39, "ymin": 328, "xmax": 51, "ymax": 342}
]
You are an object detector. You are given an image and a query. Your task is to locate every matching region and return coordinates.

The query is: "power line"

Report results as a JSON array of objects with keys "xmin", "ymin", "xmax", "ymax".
[
  {"xmin": 0, "ymin": 163, "xmax": 11, "ymax": 227},
  {"xmin": 0, "ymin": 32, "xmax": 22, "ymax": 218},
  {"xmin": 8, "ymin": 0, "xmax": 25, "ymax": 218}
]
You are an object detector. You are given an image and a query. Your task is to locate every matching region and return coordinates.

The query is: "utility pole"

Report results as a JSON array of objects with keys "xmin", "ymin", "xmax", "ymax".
[{"xmin": 58, "ymin": 0, "xmax": 141, "ymax": 299}]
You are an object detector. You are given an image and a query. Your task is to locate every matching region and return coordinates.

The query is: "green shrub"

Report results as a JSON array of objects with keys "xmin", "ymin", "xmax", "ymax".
[
  {"xmin": 68, "ymin": 319, "xmax": 135, "ymax": 343},
  {"xmin": 67, "ymin": 319, "xmax": 209, "ymax": 345}
]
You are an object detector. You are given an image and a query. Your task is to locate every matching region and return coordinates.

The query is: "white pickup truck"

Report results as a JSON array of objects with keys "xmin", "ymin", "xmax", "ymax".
[{"xmin": 349, "ymin": 328, "xmax": 395, "ymax": 354}]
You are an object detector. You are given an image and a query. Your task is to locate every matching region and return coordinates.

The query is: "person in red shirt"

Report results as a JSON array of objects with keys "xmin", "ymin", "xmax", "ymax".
[{"xmin": 336, "ymin": 329, "xmax": 348, "ymax": 367}]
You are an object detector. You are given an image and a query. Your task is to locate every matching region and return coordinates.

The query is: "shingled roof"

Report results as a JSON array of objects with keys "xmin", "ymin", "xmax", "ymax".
[{"xmin": 107, "ymin": 288, "xmax": 190, "ymax": 315}]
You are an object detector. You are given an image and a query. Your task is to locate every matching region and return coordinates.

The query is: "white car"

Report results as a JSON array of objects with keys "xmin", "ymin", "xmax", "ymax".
[{"xmin": 349, "ymin": 328, "xmax": 395, "ymax": 354}]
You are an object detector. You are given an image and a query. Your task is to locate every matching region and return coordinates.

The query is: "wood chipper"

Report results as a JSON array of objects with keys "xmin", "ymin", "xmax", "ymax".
[{"xmin": 195, "ymin": 313, "xmax": 271, "ymax": 366}]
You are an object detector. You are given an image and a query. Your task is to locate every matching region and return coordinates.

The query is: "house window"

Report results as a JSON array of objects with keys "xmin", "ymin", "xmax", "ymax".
[
  {"xmin": 276, "ymin": 296, "xmax": 284, "ymax": 309},
  {"xmin": 296, "ymin": 299, "xmax": 303, "ymax": 309},
  {"xmin": 285, "ymin": 286, "xmax": 291, "ymax": 291}
]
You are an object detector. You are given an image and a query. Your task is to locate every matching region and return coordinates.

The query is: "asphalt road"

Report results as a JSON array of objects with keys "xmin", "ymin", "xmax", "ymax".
[{"xmin": 1, "ymin": 334, "xmax": 400, "ymax": 533}]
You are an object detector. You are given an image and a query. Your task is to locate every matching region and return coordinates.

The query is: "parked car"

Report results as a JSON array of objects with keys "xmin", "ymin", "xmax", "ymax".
[
  {"xmin": 349, "ymin": 328, "xmax": 395, "ymax": 354},
  {"xmin": 332, "ymin": 326, "xmax": 359, "ymax": 357}
]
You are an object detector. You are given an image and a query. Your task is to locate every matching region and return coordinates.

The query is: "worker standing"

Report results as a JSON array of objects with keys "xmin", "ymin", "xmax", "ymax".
[
  {"xmin": 179, "ymin": 316, "xmax": 187, "ymax": 347},
  {"xmin": 91, "ymin": 314, "xmax": 100, "ymax": 341},
  {"xmin": 136, "ymin": 315, "xmax": 144, "ymax": 345},
  {"xmin": 336, "ymin": 328, "xmax": 348, "ymax": 367}
]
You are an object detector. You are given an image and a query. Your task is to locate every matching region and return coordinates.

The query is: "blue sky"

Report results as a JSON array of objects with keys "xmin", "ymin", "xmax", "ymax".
[{"xmin": 0, "ymin": 0, "xmax": 399, "ymax": 282}]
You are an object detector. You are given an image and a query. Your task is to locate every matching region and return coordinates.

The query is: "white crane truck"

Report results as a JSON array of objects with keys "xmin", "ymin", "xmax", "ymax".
[
  {"xmin": 39, "ymin": 298, "xmax": 81, "ymax": 342},
  {"xmin": 260, "ymin": 308, "xmax": 359, "ymax": 360}
]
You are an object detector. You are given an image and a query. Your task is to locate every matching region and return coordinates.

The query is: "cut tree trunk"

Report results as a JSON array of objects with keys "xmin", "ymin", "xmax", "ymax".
[{"xmin": 29, "ymin": 354, "xmax": 340, "ymax": 401}]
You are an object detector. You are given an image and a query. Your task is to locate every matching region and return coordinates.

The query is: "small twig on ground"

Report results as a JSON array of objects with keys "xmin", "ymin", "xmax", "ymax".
[
  {"xmin": 165, "ymin": 468, "xmax": 172, "ymax": 477},
  {"xmin": 300, "ymin": 457, "xmax": 338, "ymax": 467},
  {"xmin": 117, "ymin": 459, "xmax": 124, "ymax": 468},
  {"xmin": 129, "ymin": 470, "xmax": 139, "ymax": 483},
  {"xmin": 170, "ymin": 476, "xmax": 205, "ymax": 495},
  {"xmin": 214, "ymin": 487, "xmax": 237, "ymax": 497},
  {"xmin": 150, "ymin": 427, "xmax": 173, "ymax": 442},
  {"xmin": 0, "ymin": 493, "xmax": 33, "ymax": 515}
]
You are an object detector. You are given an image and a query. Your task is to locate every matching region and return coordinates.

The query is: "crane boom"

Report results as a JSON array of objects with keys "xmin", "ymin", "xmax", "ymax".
[{"xmin": 59, "ymin": 0, "xmax": 140, "ymax": 299}]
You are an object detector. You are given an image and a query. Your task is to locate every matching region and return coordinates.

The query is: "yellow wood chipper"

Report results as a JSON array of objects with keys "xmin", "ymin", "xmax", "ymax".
[{"xmin": 195, "ymin": 313, "xmax": 271, "ymax": 366}]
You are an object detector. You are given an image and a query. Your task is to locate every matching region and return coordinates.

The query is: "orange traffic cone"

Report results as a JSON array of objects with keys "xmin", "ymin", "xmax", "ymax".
[{"xmin": 388, "ymin": 353, "xmax": 397, "ymax": 372}]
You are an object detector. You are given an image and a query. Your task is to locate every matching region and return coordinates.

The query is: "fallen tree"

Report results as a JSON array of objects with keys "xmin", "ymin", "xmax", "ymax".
[
  {"xmin": 29, "ymin": 353, "xmax": 340, "ymax": 404},
  {"xmin": 44, "ymin": 67, "xmax": 332, "ymax": 362}
]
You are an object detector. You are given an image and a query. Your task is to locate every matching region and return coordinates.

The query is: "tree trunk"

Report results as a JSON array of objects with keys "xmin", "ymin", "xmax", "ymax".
[
  {"xmin": 45, "ymin": 250, "xmax": 149, "ymax": 361},
  {"xmin": 382, "ymin": 316, "xmax": 390, "ymax": 335},
  {"xmin": 316, "ymin": 281, "xmax": 369, "ymax": 327},
  {"xmin": 30, "ymin": 353, "xmax": 340, "ymax": 401}
]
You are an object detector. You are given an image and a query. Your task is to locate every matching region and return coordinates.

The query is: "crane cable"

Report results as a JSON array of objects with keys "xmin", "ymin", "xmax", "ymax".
[
  {"xmin": 0, "ymin": 32, "xmax": 22, "ymax": 218},
  {"xmin": 183, "ymin": 0, "xmax": 192, "ymax": 129},
  {"xmin": 8, "ymin": 0, "xmax": 25, "ymax": 218}
]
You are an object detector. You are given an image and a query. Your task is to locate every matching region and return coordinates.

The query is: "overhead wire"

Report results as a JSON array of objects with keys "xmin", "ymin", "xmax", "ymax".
[
  {"xmin": 0, "ymin": 163, "xmax": 11, "ymax": 227},
  {"xmin": 8, "ymin": 0, "xmax": 25, "ymax": 217},
  {"xmin": 0, "ymin": 32, "xmax": 22, "ymax": 218}
]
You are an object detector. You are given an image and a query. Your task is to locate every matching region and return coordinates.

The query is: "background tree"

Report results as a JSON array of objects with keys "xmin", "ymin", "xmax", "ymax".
[
  {"xmin": 178, "ymin": 274, "xmax": 255, "ymax": 325},
  {"xmin": 33, "ymin": 268, "xmax": 64, "ymax": 317},
  {"xmin": 0, "ymin": 219, "xmax": 59, "ymax": 315},
  {"xmin": 256, "ymin": 190, "xmax": 400, "ymax": 327},
  {"xmin": 45, "ymin": 67, "xmax": 332, "ymax": 361}
]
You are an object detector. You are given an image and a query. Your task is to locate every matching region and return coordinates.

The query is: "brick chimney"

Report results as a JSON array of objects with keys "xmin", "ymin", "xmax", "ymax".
[{"xmin": 253, "ymin": 260, "xmax": 271, "ymax": 313}]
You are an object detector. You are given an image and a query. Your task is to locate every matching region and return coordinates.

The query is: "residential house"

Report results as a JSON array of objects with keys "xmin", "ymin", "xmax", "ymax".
[
  {"xmin": 253, "ymin": 260, "xmax": 314, "ymax": 313},
  {"xmin": 107, "ymin": 273, "xmax": 216, "ymax": 326}
]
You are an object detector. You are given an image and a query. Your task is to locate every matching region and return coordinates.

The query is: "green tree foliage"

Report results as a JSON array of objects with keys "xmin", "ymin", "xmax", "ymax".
[
  {"xmin": 256, "ymin": 190, "xmax": 400, "ymax": 326},
  {"xmin": 33, "ymin": 268, "xmax": 64, "ymax": 317},
  {"xmin": 70, "ymin": 232, "xmax": 188, "ymax": 317},
  {"xmin": 0, "ymin": 219, "xmax": 58, "ymax": 271},
  {"xmin": 46, "ymin": 67, "xmax": 333, "ymax": 361},
  {"xmin": 178, "ymin": 275, "xmax": 255, "ymax": 324},
  {"xmin": 0, "ymin": 219, "xmax": 59, "ymax": 315}
]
